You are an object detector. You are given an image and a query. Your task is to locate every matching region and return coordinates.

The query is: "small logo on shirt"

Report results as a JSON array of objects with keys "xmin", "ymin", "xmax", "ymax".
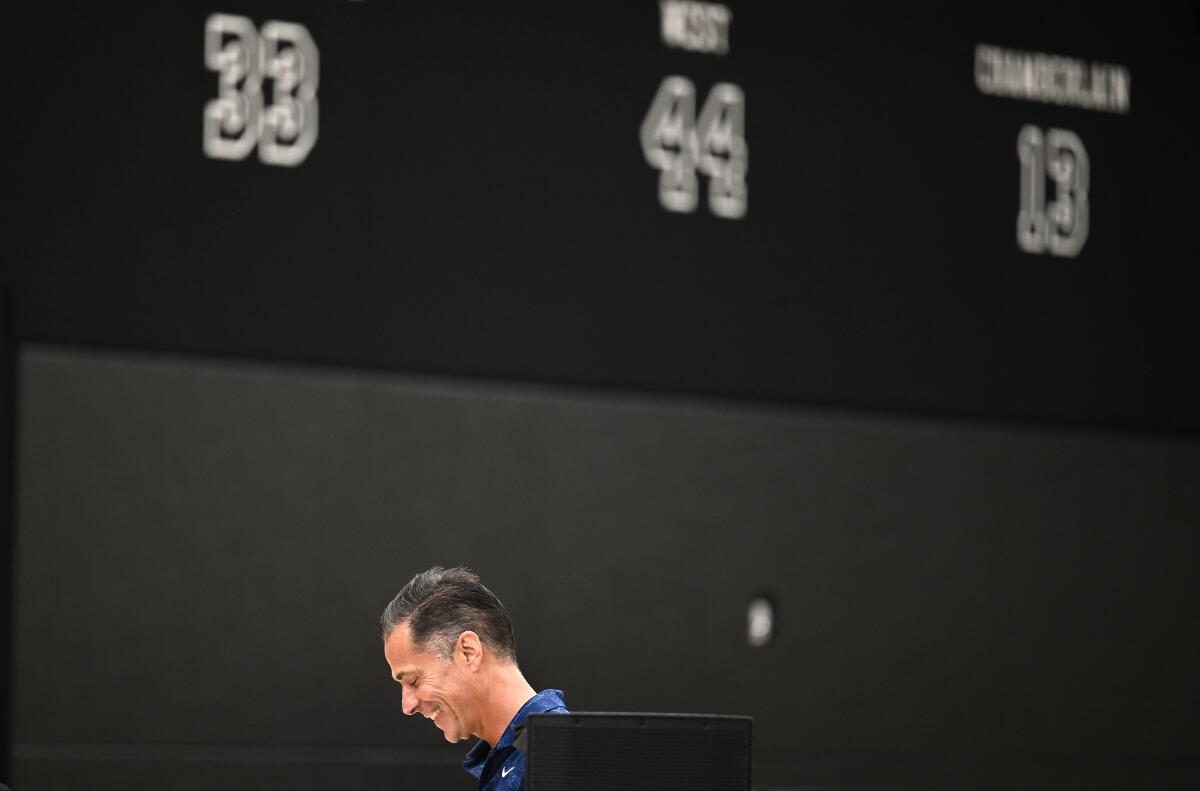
[{"xmin": 501, "ymin": 764, "xmax": 515, "ymax": 778}]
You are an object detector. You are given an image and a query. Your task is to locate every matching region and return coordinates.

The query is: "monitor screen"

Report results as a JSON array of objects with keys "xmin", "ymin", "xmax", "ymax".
[{"xmin": 522, "ymin": 712, "xmax": 752, "ymax": 791}]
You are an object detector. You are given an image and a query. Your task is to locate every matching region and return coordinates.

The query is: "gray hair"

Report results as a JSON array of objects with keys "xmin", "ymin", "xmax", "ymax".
[{"xmin": 380, "ymin": 566, "xmax": 517, "ymax": 661}]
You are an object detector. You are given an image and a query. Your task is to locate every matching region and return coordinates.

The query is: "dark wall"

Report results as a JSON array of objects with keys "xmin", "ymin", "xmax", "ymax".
[
  {"xmin": 4, "ymin": 2, "xmax": 1198, "ymax": 432},
  {"xmin": 13, "ymin": 347, "xmax": 1200, "ymax": 789},
  {"xmin": 1, "ymin": 295, "xmax": 12, "ymax": 784}
]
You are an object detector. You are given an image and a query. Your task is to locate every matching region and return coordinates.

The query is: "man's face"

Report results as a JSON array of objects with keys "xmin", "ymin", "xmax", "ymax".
[{"xmin": 384, "ymin": 623, "xmax": 477, "ymax": 743}]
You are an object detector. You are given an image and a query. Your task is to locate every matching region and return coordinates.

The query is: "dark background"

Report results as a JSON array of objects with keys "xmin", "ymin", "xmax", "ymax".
[{"xmin": 3, "ymin": 2, "xmax": 1198, "ymax": 789}]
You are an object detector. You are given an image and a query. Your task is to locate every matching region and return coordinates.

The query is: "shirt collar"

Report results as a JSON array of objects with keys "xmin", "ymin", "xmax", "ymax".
[{"xmin": 462, "ymin": 689, "xmax": 567, "ymax": 778}]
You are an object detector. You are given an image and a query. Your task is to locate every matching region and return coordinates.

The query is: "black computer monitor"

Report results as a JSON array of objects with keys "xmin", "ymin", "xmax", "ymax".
[{"xmin": 521, "ymin": 712, "xmax": 752, "ymax": 791}]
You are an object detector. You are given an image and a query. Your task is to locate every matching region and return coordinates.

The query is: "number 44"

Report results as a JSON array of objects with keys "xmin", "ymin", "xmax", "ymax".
[{"xmin": 640, "ymin": 76, "xmax": 748, "ymax": 219}]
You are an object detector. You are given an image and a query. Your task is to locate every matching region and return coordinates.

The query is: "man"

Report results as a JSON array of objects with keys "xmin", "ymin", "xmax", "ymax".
[{"xmin": 381, "ymin": 566, "xmax": 568, "ymax": 790}]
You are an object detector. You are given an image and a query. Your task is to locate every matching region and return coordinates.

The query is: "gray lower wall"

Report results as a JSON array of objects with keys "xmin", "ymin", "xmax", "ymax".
[{"xmin": 13, "ymin": 345, "xmax": 1200, "ymax": 789}]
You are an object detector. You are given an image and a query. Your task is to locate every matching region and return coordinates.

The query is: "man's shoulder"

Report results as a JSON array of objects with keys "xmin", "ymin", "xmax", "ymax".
[
  {"xmin": 471, "ymin": 690, "xmax": 571, "ymax": 789},
  {"xmin": 525, "ymin": 688, "xmax": 568, "ymax": 714}
]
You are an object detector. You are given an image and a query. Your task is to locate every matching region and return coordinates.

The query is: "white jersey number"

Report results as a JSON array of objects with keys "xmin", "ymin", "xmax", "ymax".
[
  {"xmin": 1017, "ymin": 126, "xmax": 1088, "ymax": 257},
  {"xmin": 204, "ymin": 14, "xmax": 319, "ymax": 166},
  {"xmin": 641, "ymin": 76, "xmax": 747, "ymax": 219}
]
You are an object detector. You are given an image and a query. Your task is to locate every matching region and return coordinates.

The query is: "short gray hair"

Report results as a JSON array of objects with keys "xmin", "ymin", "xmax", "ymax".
[{"xmin": 380, "ymin": 566, "xmax": 517, "ymax": 661}]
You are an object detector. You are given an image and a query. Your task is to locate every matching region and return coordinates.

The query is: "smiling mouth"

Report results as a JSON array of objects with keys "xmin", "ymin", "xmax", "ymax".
[{"xmin": 425, "ymin": 707, "xmax": 442, "ymax": 723}]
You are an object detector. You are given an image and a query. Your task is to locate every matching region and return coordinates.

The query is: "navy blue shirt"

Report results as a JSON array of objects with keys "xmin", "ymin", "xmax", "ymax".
[{"xmin": 463, "ymin": 689, "xmax": 568, "ymax": 791}]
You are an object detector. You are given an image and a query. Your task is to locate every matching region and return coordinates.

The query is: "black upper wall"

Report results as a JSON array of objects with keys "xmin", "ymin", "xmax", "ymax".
[{"xmin": 4, "ymin": 1, "xmax": 1198, "ymax": 432}]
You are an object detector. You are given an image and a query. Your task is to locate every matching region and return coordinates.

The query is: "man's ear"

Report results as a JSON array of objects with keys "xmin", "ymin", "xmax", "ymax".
[{"xmin": 457, "ymin": 630, "xmax": 483, "ymax": 670}]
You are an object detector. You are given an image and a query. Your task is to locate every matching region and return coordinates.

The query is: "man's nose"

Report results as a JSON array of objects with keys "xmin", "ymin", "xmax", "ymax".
[{"xmin": 401, "ymin": 684, "xmax": 420, "ymax": 716}]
